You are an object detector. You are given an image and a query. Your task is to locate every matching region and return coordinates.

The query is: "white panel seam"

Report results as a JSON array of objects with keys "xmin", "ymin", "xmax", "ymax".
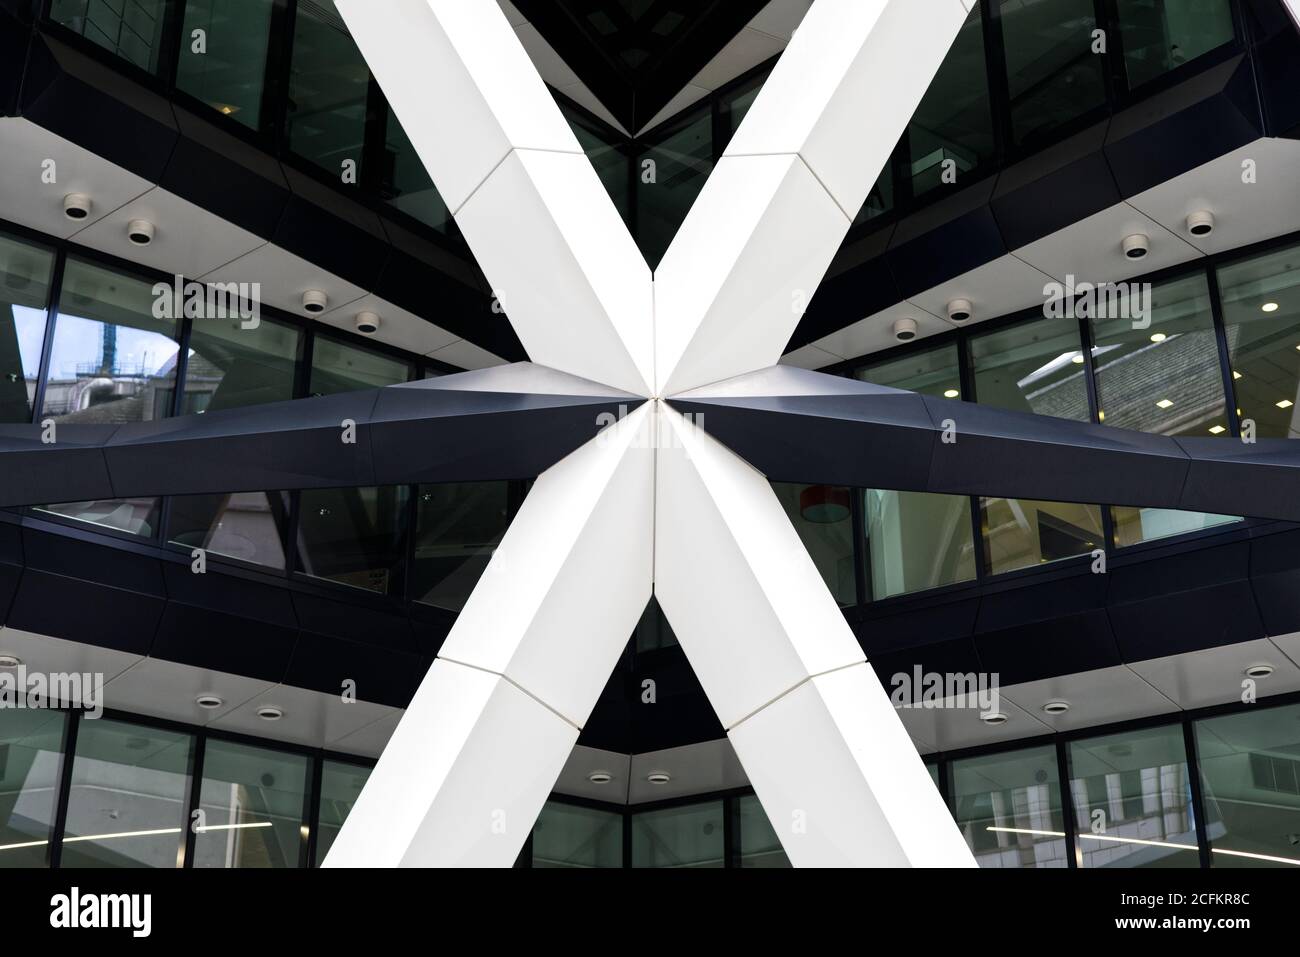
[
  {"xmin": 724, "ymin": 658, "xmax": 866, "ymax": 731},
  {"xmin": 436, "ymin": 654, "xmax": 581, "ymax": 731}
]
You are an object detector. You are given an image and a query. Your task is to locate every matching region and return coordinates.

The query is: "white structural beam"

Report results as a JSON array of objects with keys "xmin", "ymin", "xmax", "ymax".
[
  {"xmin": 654, "ymin": 0, "xmax": 971, "ymax": 395},
  {"xmin": 337, "ymin": 0, "xmax": 654, "ymax": 397},
  {"xmin": 1285, "ymin": 0, "xmax": 1300, "ymax": 31},
  {"xmin": 323, "ymin": 404, "xmax": 655, "ymax": 867},
  {"xmin": 655, "ymin": 406, "xmax": 975, "ymax": 867}
]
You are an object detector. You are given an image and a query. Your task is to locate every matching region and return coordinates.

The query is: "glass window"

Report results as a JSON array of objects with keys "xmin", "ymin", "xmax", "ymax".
[
  {"xmin": 771, "ymin": 482, "xmax": 856, "ymax": 605},
  {"xmin": 854, "ymin": 341, "xmax": 961, "ymax": 399},
  {"xmin": 411, "ymin": 482, "xmax": 509, "ymax": 611},
  {"xmin": 864, "ymin": 489, "xmax": 976, "ymax": 599},
  {"xmin": 183, "ymin": 312, "xmax": 300, "ymax": 414},
  {"xmin": 287, "ymin": 0, "xmax": 371, "ymax": 176},
  {"xmin": 308, "ymin": 336, "xmax": 411, "ymax": 396},
  {"xmin": 36, "ymin": 497, "xmax": 163, "ymax": 539},
  {"xmin": 970, "ymin": 317, "xmax": 1089, "ymax": 420},
  {"xmin": 951, "ymin": 744, "xmax": 1069, "ymax": 868},
  {"xmin": 531, "ymin": 801, "xmax": 622, "ymax": 868},
  {"xmin": 738, "ymin": 794, "xmax": 789, "ymax": 868},
  {"xmin": 0, "ymin": 233, "xmax": 55, "ymax": 425},
  {"xmin": 60, "ymin": 718, "xmax": 191, "ymax": 869},
  {"xmin": 562, "ymin": 102, "xmax": 633, "ymax": 232},
  {"xmin": 1118, "ymin": 0, "xmax": 1236, "ymax": 90},
  {"xmin": 176, "ymin": 0, "xmax": 275, "ymax": 130},
  {"xmin": 296, "ymin": 485, "xmax": 409, "ymax": 595},
  {"xmin": 631, "ymin": 800, "xmax": 724, "ymax": 868},
  {"xmin": 314, "ymin": 759, "xmax": 370, "ymax": 866},
  {"xmin": 855, "ymin": 160, "xmax": 894, "ymax": 225},
  {"xmin": 1195, "ymin": 703, "xmax": 1300, "ymax": 868},
  {"xmin": 382, "ymin": 111, "xmax": 453, "ymax": 234},
  {"xmin": 42, "ymin": 258, "xmax": 179, "ymax": 424},
  {"xmin": 718, "ymin": 70, "xmax": 768, "ymax": 150},
  {"xmin": 1111, "ymin": 506, "xmax": 1238, "ymax": 548},
  {"xmin": 982, "ymin": 498, "xmax": 1103, "ymax": 574},
  {"xmin": 0, "ymin": 710, "xmax": 65, "ymax": 868},
  {"xmin": 1217, "ymin": 242, "xmax": 1300, "ymax": 440},
  {"xmin": 999, "ymin": 0, "xmax": 1107, "ymax": 148},
  {"xmin": 637, "ymin": 106, "xmax": 712, "ymax": 269},
  {"xmin": 193, "ymin": 739, "xmax": 308, "ymax": 868},
  {"xmin": 909, "ymin": 6, "xmax": 994, "ymax": 198},
  {"xmin": 633, "ymin": 595, "xmax": 678, "ymax": 653},
  {"xmin": 49, "ymin": 0, "xmax": 168, "ymax": 73},
  {"xmin": 1068, "ymin": 723, "xmax": 1199, "ymax": 868},
  {"xmin": 167, "ymin": 491, "xmax": 290, "ymax": 569}
]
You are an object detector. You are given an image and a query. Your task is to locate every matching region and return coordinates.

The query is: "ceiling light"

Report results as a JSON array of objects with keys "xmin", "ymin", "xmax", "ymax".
[
  {"xmin": 1122, "ymin": 233, "xmax": 1150, "ymax": 260},
  {"xmin": 799, "ymin": 485, "xmax": 850, "ymax": 524},
  {"xmin": 301, "ymin": 290, "xmax": 329, "ymax": 314},
  {"xmin": 1208, "ymin": 425, "xmax": 1226, "ymax": 434},
  {"xmin": 587, "ymin": 771, "xmax": 612, "ymax": 784},
  {"xmin": 0, "ymin": 654, "xmax": 19, "ymax": 668},
  {"xmin": 1245, "ymin": 664, "xmax": 1275, "ymax": 679},
  {"xmin": 943, "ymin": 388, "xmax": 960, "ymax": 398},
  {"xmin": 256, "ymin": 705, "xmax": 284, "ymax": 721},
  {"xmin": 1071, "ymin": 354, "xmax": 1085, "ymax": 364},
  {"xmin": 1186, "ymin": 210, "xmax": 1214, "ymax": 237},
  {"xmin": 1097, "ymin": 410, "xmax": 1105, "ymax": 421},
  {"xmin": 1156, "ymin": 398, "xmax": 1174, "ymax": 409},
  {"xmin": 947, "ymin": 299, "xmax": 972, "ymax": 323},
  {"xmin": 195, "ymin": 694, "xmax": 224, "ymax": 710},
  {"xmin": 980, "ymin": 712, "xmax": 1008, "ymax": 726},
  {"xmin": 1042, "ymin": 701, "xmax": 1070, "ymax": 715},
  {"xmin": 1233, "ymin": 371, "xmax": 1242, "ymax": 380},
  {"xmin": 1149, "ymin": 332, "xmax": 1167, "ymax": 343},
  {"xmin": 1262, "ymin": 302, "xmax": 1280, "ymax": 313},
  {"xmin": 646, "ymin": 771, "xmax": 671, "ymax": 784},
  {"xmin": 63, "ymin": 193, "xmax": 92, "ymax": 221},
  {"xmin": 126, "ymin": 219, "xmax": 155, "ymax": 246},
  {"xmin": 892, "ymin": 317, "xmax": 918, "ymax": 342},
  {"xmin": 1278, "ymin": 400, "xmax": 1294, "ymax": 409},
  {"xmin": 355, "ymin": 311, "xmax": 381, "ymax": 335}
]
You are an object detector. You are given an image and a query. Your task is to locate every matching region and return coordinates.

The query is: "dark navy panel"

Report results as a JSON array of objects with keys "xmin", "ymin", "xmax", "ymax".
[
  {"xmin": 973, "ymin": 572, "xmax": 1119, "ymax": 686},
  {"xmin": 1175, "ymin": 436, "xmax": 1300, "ymax": 522},
  {"xmin": 626, "ymin": 645, "xmax": 724, "ymax": 754},
  {"xmin": 575, "ymin": 660, "xmax": 633, "ymax": 754},
  {"xmin": 162, "ymin": 105, "xmax": 291, "ymax": 240},
  {"xmin": 856, "ymin": 595, "xmax": 982, "ymax": 698},
  {"xmin": 407, "ymin": 601, "xmax": 456, "ymax": 658},
  {"xmin": 8, "ymin": 528, "xmax": 165, "ymax": 655},
  {"xmin": 1104, "ymin": 56, "xmax": 1262, "ymax": 198},
  {"xmin": 274, "ymin": 167, "xmax": 390, "ymax": 291},
  {"xmin": 866, "ymin": 637, "xmax": 985, "ymax": 707},
  {"xmin": 1248, "ymin": 526, "xmax": 1300, "ymax": 638},
  {"xmin": 0, "ymin": 424, "xmax": 116, "ymax": 508},
  {"xmin": 290, "ymin": 591, "xmax": 415, "ymax": 655},
  {"xmin": 0, "ymin": 1, "xmax": 32, "ymax": 117},
  {"xmin": 284, "ymin": 631, "xmax": 425, "ymax": 708},
  {"xmin": 1246, "ymin": 0, "xmax": 1300, "ymax": 137},
  {"xmin": 1107, "ymin": 540, "xmax": 1264, "ymax": 662},
  {"xmin": 991, "ymin": 121, "xmax": 1120, "ymax": 250},
  {"xmin": 793, "ymin": 223, "xmax": 899, "ymax": 351},
  {"xmin": 886, "ymin": 177, "xmax": 1004, "ymax": 299},
  {"xmin": 0, "ymin": 519, "xmax": 22, "ymax": 624},
  {"xmin": 20, "ymin": 35, "xmax": 178, "ymax": 184},
  {"xmin": 151, "ymin": 562, "xmax": 298, "ymax": 683}
]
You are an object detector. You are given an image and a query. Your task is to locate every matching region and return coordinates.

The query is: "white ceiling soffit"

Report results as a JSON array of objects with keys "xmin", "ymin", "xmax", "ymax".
[
  {"xmin": 0, "ymin": 117, "xmax": 505, "ymax": 371},
  {"xmin": 789, "ymin": 136, "xmax": 1300, "ymax": 368}
]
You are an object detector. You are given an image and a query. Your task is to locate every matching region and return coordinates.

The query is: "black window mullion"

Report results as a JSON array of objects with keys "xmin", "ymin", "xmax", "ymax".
[
  {"xmin": 956, "ymin": 334, "xmax": 988, "ymax": 580},
  {"xmin": 1076, "ymin": 309, "xmax": 1117, "ymax": 551},
  {"xmin": 270, "ymin": 0, "xmax": 300, "ymax": 156},
  {"xmin": 979, "ymin": 0, "xmax": 1014, "ymax": 162},
  {"xmin": 181, "ymin": 727, "xmax": 207, "ymax": 868},
  {"xmin": 1056, "ymin": 737, "xmax": 1080, "ymax": 868},
  {"xmin": 159, "ymin": 0, "xmax": 187, "ymax": 91},
  {"xmin": 1206, "ymin": 264, "xmax": 1244, "ymax": 437},
  {"xmin": 46, "ymin": 707, "xmax": 80, "ymax": 868},
  {"xmin": 29, "ymin": 249, "xmax": 67, "ymax": 426},
  {"xmin": 849, "ymin": 488, "xmax": 869, "ymax": 607},
  {"xmin": 1183, "ymin": 718, "xmax": 1214, "ymax": 869},
  {"xmin": 298, "ymin": 750, "xmax": 319, "ymax": 868}
]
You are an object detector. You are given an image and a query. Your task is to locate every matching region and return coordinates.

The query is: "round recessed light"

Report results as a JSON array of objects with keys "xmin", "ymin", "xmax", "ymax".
[
  {"xmin": 1150, "ymin": 332, "xmax": 1167, "ymax": 343},
  {"xmin": 1262, "ymin": 302, "xmax": 1280, "ymax": 313},
  {"xmin": 587, "ymin": 771, "xmax": 612, "ymax": 785},
  {"xmin": 1043, "ymin": 701, "xmax": 1070, "ymax": 715},
  {"xmin": 195, "ymin": 694, "xmax": 224, "ymax": 710},
  {"xmin": 1245, "ymin": 664, "xmax": 1275, "ymax": 679},
  {"xmin": 980, "ymin": 712, "xmax": 1008, "ymax": 726},
  {"xmin": 256, "ymin": 705, "xmax": 284, "ymax": 721},
  {"xmin": 0, "ymin": 654, "xmax": 20, "ymax": 668},
  {"xmin": 1071, "ymin": 354, "xmax": 1085, "ymax": 364},
  {"xmin": 646, "ymin": 771, "xmax": 671, "ymax": 785},
  {"xmin": 943, "ymin": 388, "xmax": 960, "ymax": 398}
]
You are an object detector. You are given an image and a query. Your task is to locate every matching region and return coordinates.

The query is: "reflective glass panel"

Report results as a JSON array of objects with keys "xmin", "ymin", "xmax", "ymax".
[
  {"xmin": 1217, "ymin": 241, "xmax": 1300, "ymax": 439},
  {"xmin": 951, "ymin": 745, "xmax": 1068, "ymax": 868},
  {"xmin": 176, "ymin": 0, "xmax": 275, "ymax": 129},
  {"xmin": 1000, "ymin": 0, "xmax": 1107, "ymax": 147},
  {"xmin": 61, "ymin": 718, "xmax": 191, "ymax": 869},
  {"xmin": 0, "ymin": 709, "xmax": 65, "ymax": 868},
  {"xmin": 35, "ymin": 497, "xmax": 162, "ymax": 538},
  {"xmin": 633, "ymin": 595, "xmax": 678, "ymax": 652},
  {"xmin": 183, "ymin": 312, "xmax": 300, "ymax": 413},
  {"xmin": 49, "ymin": 0, "xmax": 168, "ymax": 73},
  {"xmin": 864, "ymin": 489, "xmax": 975, "ymax": 599},
  {"xmin": 1118, "ymin": 0, "xmax": 1235, "ymax": 90},
  {"xmin": 167, "ymin": 491, "xmax": 289, "ymax": 569},
  {"xmin": 193, "ymin": 739, "xmax": 308, "ymax": 868},
  {"xmin": 637, "ymin": 106, "xmax": 712, "ymax": 268},
  {"xmin": 563, "ymin": 102, "xmax": 633, "ymax": 231},
  {"xmin": 1068, "ymin": 723, "xmax": 1199, "ymax": 868},
  {"xmin": 631, "ymin": 800, "xmax": 724, "ymax": 868},
  {"xmin": 738, "ymin": 794, "xmax": 789, "ymax": 868},
  {"xmin": 854, "ymin": 341, "xmax": 961, "ymax": 399},
  {"xmin": 909, "ymin": 6, "xmax": 994, "ymax": 199},
  {"xmin": 309, "ymin": 336, "xmax": 410, "ymax": 396},
  {"xmin": 982, "ymin": 497, "xmax": 1104, "ymax": 574},
  {"xmin": 970, "ymin": 317, "xmax": 1089, "ymax": 420},
  {"xmin": 314, "ymin": 759, "xmax": 370, "ymax": 865},
  {"xmin": 287, "ymin": 0, "xmax": 370, "ymax": 176},
  {"xmin": 532, "ymin": 801, "xmax": 622, "ymax": 868},
  {"xmin": 1195, "ymin": 703, "xmax": 1300, "ymax": 868},
  {"xmin": 0, "ymin": 232, "xmax": 55, "ymax": 424},
  {"xmin": 772, "ymin": 482, "xmax": 856, "ymax": 605},
  {"xmin": 382, "ymin": 111, "xmax": 453, "ymax": 234},
  {"xmin": 411, "ymin": 482, "xmax": 509, "ymax": 611},
  {"xmin": 1111, "ymin": 505, "xmax": 1238, "ymax": 547},
  {"xmin": 296, "ymin": 485, "xmax": 408, "ymax": 594}
]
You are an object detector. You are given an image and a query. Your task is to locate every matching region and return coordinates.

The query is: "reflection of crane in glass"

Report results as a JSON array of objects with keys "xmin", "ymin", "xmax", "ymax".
[{"xmin": 100, "ymin": 323, "xmax": 116, "ymax": 375}]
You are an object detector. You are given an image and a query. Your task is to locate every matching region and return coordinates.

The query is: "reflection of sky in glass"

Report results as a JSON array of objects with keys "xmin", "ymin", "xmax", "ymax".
[
  {"xmin": 48, "ymin": 314, "xmax": 177, "ymax": 378},
  {"xmin": 11, "ymin": 305, "xmax": 47, "ymax": 378}
]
